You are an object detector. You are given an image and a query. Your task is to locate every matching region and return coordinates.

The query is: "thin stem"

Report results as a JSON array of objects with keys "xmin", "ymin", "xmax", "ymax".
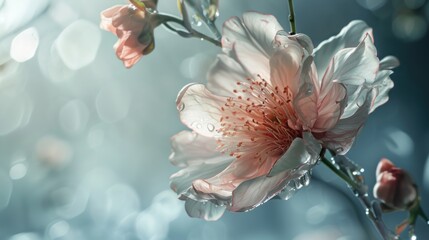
[
  {"xmin": 321, "ymin": 153, "xmax": 397, "ymax": 240},
  {"xmin": 156, "ymin": 14, "xmax": 221, "ymax": 47},
  {"xmin": 320, "ymin": 156, "xmax": 359, "ymax": 189},
  {"xmin": 287, "ymin": 0, "xmax": 296, "ymax": 35}
]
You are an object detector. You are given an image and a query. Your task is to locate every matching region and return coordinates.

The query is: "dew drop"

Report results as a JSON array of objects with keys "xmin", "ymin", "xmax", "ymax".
[
  {"xmin": 300, "ymin": 173, "xmax": 311, "ymax": 187},
  {"xmin": 293, "ymin": 179, "xmax": 303, "ymax": 190},
  {"xmin": 207, "ymin": 123, "xmax": 215, "ymax": 132},
  {"xmin": 191, "ymin": 15, "xmax": 202, "ymax": 27},
  {"xmin": 178, "ymin": 103, "xmax": 185, "ymax": 111}
]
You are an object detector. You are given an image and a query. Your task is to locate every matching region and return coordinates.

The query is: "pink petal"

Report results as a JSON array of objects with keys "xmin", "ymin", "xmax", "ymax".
[
  {"xmin": 176, "ymin": 84, "xmax": 224, "ymax": 137},
  {"xmin": 317, "ymin": 89, "xmax": 375, "ymax": 154},
  {"xmin": 376, "ymin": 158, "xmax": 395, "ymax": 176},
  {"xmin": 269, "ymin": 41, "xmax": 304, "ymax": 96},
  {"xmin": 100, "ymin": 5, "xmax": 125, "ymax": 33},
  {"xmin": 230, "ymin": 135, "xmax": 320, "ymax": 212},
  {"xmin": 312, "ymin": 58, "xmax": 347, "ymax": 132},
  {"xmin": 293, "ymin": 56, "xmax": 320, "ymax": 130}
]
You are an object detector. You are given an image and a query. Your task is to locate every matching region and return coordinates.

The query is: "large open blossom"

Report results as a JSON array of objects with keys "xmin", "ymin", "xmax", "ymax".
[
  {"xmin": 100, "ymin": 0, "xmax": 158, "ymax": 68},
  {"xmin": 170, "ymin": 12, "xmax": 399, "ymax": 220}
]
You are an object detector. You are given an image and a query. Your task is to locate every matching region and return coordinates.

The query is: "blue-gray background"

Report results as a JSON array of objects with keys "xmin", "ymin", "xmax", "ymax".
[{"xmin": 0, "ymin": 0, "xmax": 428, "ymax": 239}]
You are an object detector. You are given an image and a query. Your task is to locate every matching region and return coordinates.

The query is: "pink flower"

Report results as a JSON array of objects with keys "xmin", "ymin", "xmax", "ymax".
[
  {"xmin": 100, "ymin": 1, "xmax": 158, "ymax": 68},
  {"xmin": 373, "ymin": 158, "xmax": 417, "ymax": 210},
  {"xmin": 170, "ymin": 12, "xmax": 399, "ymax": 220}
]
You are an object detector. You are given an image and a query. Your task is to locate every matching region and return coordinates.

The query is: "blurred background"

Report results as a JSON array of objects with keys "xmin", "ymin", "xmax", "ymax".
[{"xmin": 0, "ymin": 0, "xmax": 428, "ymax": 239}]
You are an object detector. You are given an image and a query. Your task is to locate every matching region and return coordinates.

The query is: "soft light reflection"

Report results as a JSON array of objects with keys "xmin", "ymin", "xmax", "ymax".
[
  {"xmin": 356, "ymin": 0, "xmax": 387, "ymax": 11},
  {"xmin": 384, "ymin": 128, "xmax": 414, "ymax": 157},
  {"xmin": 393, "ymin": 14, "xmax": 427, "ymax": 41},
  {"xmin": 306, "ymin": 204, "xmax": 328, "ymax": 225},
  {"xmin": 48, "ymin": 1, "xmax": 79, "ymax": 27},
  {"xmin": 8, "ymin": 233, "xmax": 41, "ymax": 240},
  {"xmin": 424, "ymin": 154, "xmax": 429, "ymax": 191},
  {"xmin": 9, "ymin": 162, "xmax": 28, "ymax": 180},
  {"xmin": 86, "ymin": 124, "xmax": 105, "ymax": 148},
  {"xmin": 55, "ymin": 20, "xmax": 101, "ymax": 70},
  {"xmin": 53, "ymin": 186, "xmax": 89, "ymax": 219},
  {"xmin": 47, "ymin": 220, "xmax": 70, "ymax": 239},
  {"xmin": 35, "ymin": 136, "xmax": 73, "ymax": 168},
  {"xmin": 96, "ymin": 83, "xmax": 131, "ymax": 123},
  {"xmin": 0, "ymin": 169, "xmax": 13, "ymax": 210},
  {"xmin": 0, "ymin": 89, "xmax": 33, "ymax": 135},
  {"xmin": 38, "ymin": 34, "xmax": 75, "ymax": 83},
  {"xmin": 135, "ymin": 191, "xmax": 182, "ymax": 240},
  {"xmin": 59, "ymin": 99, "xmax": 90, "ymax": 135},
  {"xmin": 0, "ymin": 57, "xmax": 19, "ymax": 81},
  {"xmin": 404, "ymin": 0, "xmax": 426, "ymax": 9},
  {"xmin": 10, "ymin": 27, "xmax": 39, "ymax": 62}
]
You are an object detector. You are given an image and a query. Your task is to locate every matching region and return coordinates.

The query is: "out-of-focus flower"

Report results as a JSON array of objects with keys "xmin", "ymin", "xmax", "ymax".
[
  {"xmin": 100, "ymin": 0, "xmax": 158, "ymax": 68},
  {"xmin": 170, "ymin": 12, "xmax": 398, "ymax": 220},
  {"xmin": 373, "ymin": 158, "xmax": 417, "ymax": 210}
]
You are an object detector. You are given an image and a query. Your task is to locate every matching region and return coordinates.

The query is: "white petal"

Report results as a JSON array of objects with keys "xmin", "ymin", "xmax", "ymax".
[
  {"xmin": 170, "ymin": 155, "xmax": 232, "ymax": 195},
  {"xmin": 314, "ymin": 20, "xmax": 373, "ymax": 78},
  {"xmin": 287, "ymin": 33, "xmax": 314, "ymax": 55},
  {"xmin": 332, "ymin": 34, "xmax": 379, "ymax": 85},
  {"xmin": 206, "ymin": 54, "xmax": 250, "ymax": 97},
  {"xmin": 370, "ymin": 69, "xmax": 394, "ymax": 113},
  {"xmin": 221, "ymin": 12, "xmax": 282, "ymax": 80},
  {"xmin": 379, "ymin": 56, "xmax": 400, "ymax": 70},
  {"xmin": 184, "ymin": 198, "xmax": 226, "ymax": 221},
  {"xmin": 169, "ymin": 131, "xmax": 219, "ymax": 167},
  {"xmin": 176, "ymin": 84, "xmax": 224, "ymax": 137},
  {"xmin": 242, "ymin": 12, "xmax": 283, "ymax": 55}
]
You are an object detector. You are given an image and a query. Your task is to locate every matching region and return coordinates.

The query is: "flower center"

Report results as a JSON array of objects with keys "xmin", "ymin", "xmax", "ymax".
[{"xmin": 217, "ymin": 76, "xmax": 301, "ymax": 163}]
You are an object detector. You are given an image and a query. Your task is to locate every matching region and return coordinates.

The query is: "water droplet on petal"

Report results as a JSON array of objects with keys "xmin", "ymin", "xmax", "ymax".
[
  {"xmin": 178, "ymin": 103, "xmax": 185, "ymax": 111},
  {"xmin": 207, "ymin": 123, "xmax": 215, "ymax": 132},
  {"xmin": 300, "ymin": 172, "xmax": 311, "ymax": 187},
  {"xmin": 335, "ymin": 147, "xmax": 344, "ymax": 153}
]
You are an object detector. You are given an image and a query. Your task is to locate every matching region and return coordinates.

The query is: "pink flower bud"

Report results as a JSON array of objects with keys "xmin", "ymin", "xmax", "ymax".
[
  {"xmin": 100, "ymin": 1, "xmax": 158, "ymax": 68},
  {"xmin": 373, "ymin": 158, "xmax": 417, "ymax": 210}
]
